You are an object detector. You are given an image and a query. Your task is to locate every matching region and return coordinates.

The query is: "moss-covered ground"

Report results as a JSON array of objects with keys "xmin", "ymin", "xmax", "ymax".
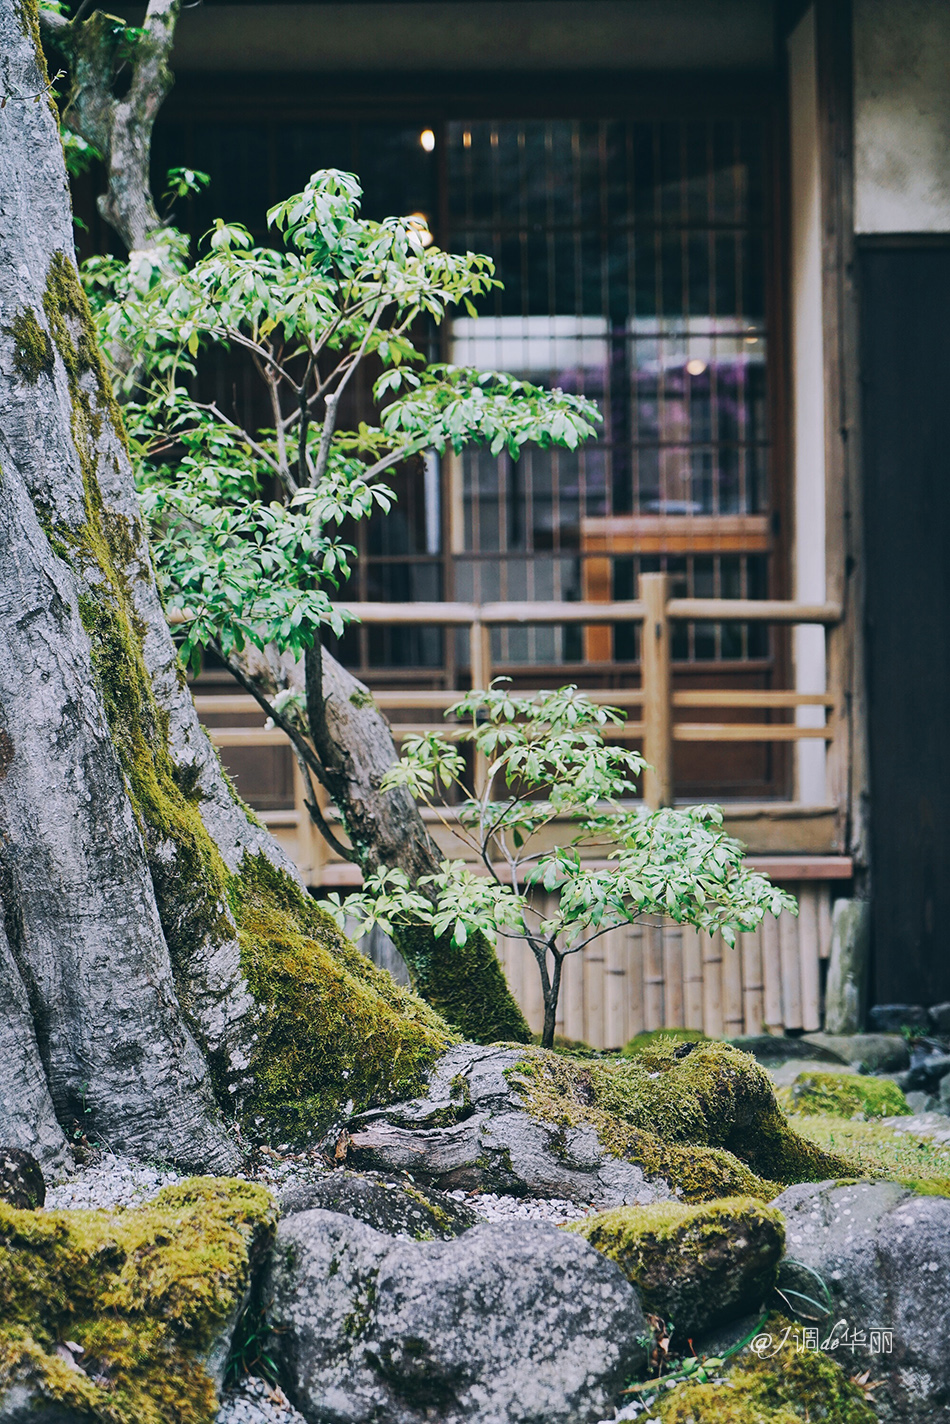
[
  {"xmin": 787, "ymin": 1113, "xmax": 950, "ymax": 1195},
  {"xmin": 513, "ymin": 1039, "xmax": 857, "ymax": 1202},
  {"xmin": 0, "ymin": 1179, "xmax": 276, "ymax": 1424},
  {"xmin": 650, "ymin": 1315, "xmax": 879, "ymax": 1424},
  {"xmin": 777, "ymin": 1070, "xmax": 910, "ymax": 1120}
]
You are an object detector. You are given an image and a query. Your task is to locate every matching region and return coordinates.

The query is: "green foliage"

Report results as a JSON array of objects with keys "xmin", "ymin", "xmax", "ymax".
[
  {"xmin": 339, "ymin": 681, "xmax": 796, "ymax": 1045},
  {"xmin": 777, "ymin": 1069, "xmax": 910, "ymax": 1120},
  {"xmin": 0, "ymin": 1178, "xmax": 276, "ymax": 1424},
  {"xmin": 85, "ymin": 169, "xmax": 600, "ymax": 673}
]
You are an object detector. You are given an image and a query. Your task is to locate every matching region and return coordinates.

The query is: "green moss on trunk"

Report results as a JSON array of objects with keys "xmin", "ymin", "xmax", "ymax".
[
  {"xmin": 392, "ymin": 921, "xmax": 531, "ymax": 1046},
  {"xmin": 0, "ymin": 1179, "xmax": 276, "ymax": 1424},
  {"xmin": 32, "ymin": 246, "xmax": 450, "ymax": 1143}
]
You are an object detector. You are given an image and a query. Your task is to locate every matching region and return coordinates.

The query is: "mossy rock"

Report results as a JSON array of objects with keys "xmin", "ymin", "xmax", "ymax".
[
  {"xmin": 0, "ymin": 1178, "xmax": 276, "ymax": 1424},
  {"xmin": 279, "ymin": 1168, "xmax": 478, "ymax": 1239},
  {"xmin": 568, "ymin": 1195, "xmax": 784, "ymax": 1339},
  {"xmin": 778, "ymin": 1069, "xmax": 910, "ymax": 1120},
  {"xmin": 653, "ymin": 1316, "xmax": 879, "ymax": 1423},
  {"xmin": 623, "ymin": 1028, "xmax": 710, "ymax": 1058},
  {"xmin": 517, "ymin": 1040, "xmax": 857, "ymax": 1202}
]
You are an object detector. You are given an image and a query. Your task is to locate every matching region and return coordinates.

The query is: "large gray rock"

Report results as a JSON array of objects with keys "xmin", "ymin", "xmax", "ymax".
[
  {"xmin": 344, "ymin": 1043, "xmax": 671, "ymax": 1208},
  {"xmin": 266, "ymin": 1208, "xmax": 649, "ymax": 1424},
  {"xmin": 802, "ymin": 1031, "xmax": 909, "ymax": 1073},
  {"xmin": 774, "ymin": 1179, "xmax": 950, "ymax": 1423}
]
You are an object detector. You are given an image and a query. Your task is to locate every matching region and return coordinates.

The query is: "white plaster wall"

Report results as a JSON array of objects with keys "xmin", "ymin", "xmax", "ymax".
[
  {"xmin": 788, "ymin": 6, "xmax": 828, "ymax": 804},
  {"xmin": 854, "ymin": 0, "xmax": 950, "ymax": 233}
]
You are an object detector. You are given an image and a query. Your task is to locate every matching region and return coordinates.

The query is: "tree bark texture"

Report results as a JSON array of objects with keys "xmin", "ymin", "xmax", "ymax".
[
  {"xmin": 0, "ymin": 1, "xmax": 447, "ymax": 1172},
  {"xmin": 41, "ymin": 0, "xmax": 181, "ymax": 252}
]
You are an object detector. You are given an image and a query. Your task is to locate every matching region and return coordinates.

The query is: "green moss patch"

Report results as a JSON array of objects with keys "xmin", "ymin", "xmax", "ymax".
[
  {"xmin": 777, "ymin": 1070, "xmax": 910, "ymax": 1120},
  {"xmin": 514, "ymin": 1041, "xmax": 856, "ymax": 1202},
  {"xmin": 788, "ymin": 1113, "xmax": 950, "ymax": 1190},
  {"xmin": 0, "ymin": 1179, "xmax": 276, "ymax": 1424},
  {"xmin": 568, "ymin": 1196, "xmax": 784, "ymax": 1338},
  {"xmin": 231, "ymin": 854, "xmax": 450, "ymax": 1141},
  {"xmin": 623, "ymin": 1028, "xmax": 710, "ymax": 1058},
  {"xmin": 653, "ymin": 1315, "xmax": 879, "ymax": 1424}
]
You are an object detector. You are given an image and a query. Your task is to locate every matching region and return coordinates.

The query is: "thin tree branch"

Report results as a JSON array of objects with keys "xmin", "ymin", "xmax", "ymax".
[{"xmin": 291, "ymin": 747, "xmax": 359, "ymax": 863}]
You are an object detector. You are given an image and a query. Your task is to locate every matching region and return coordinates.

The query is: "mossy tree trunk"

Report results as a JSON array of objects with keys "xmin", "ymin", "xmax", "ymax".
[{"xmin": 0, "ymin": 0, "xmax": 449, "ymax": 1174}]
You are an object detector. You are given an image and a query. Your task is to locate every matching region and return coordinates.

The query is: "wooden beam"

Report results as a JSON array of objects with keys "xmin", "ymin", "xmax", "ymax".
[
  {"xmin": 673, "ymin": 723, "xmax": 832, "ymax": 742},
  {"xmin": 667, "ymin": 598, "xmax": 841, "ymax": 623}
]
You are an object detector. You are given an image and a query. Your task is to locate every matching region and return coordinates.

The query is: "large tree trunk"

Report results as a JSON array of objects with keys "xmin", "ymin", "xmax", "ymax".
[{"xmin": 0, "ymin": 0, "xmax": 448, "ymax": 1173}]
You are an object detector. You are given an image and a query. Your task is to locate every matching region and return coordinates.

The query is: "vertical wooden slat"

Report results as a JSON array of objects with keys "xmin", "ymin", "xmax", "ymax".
[
  {"xmin": 780, "ymin": 907, "xmax": 804, "ymax": 1030},
  {"xmin": 702, "ymin": 932, "xmax": 724, "ymax": 1037},
  {"xmin": 741, "ymin": 927, "xmax": 765, "ymax": 1036},
  {"xmin": 604, "ymin": 929, "xmax": 628, "ymax": 1049},
  {"xmin": 522, "ymin": 945, "xmax": 546, "ymax": 1039},
  {"xmin": 562, "ymin": 948, "xmax": 586, "ymax": 1045},
  {"xmin": 644, "ymin": 923, "xmax": 665, "ymax": 1030},
  {"xmin": 626, "ymin": 923, "xmax": 645, "ymax": 1038},
  {"xmin": 818, "ymin": 884, "xmax": 833, "ymax": 959},
  {"xmin": 682, "ymin": 925, "xmax": 705, "ymax": 1030},
  {"xmin": 762, "ymin": 912, "xmax": 784, "ymax": 1031},
  {"xmin": 641, "ymin": 573, "xmax": 673, "ymax": 809},
  {"xmin": 721, "ymin": 931, "xmax": 744, "ymax": 1038},
  {"xmin": 584, "ymin": 942, "xmax": 607, "ymax": 1050},
  {"xmin": 798, "ymin": 885, "xmax": 822, "ymax": 1032},
  {"xmin": 662, "ymin": 924, "xmax": 685, "ymax": 1028}
]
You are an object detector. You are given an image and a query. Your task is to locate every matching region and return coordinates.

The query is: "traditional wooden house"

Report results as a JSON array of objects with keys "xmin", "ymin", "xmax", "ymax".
[{"xmin": 101, "ymin": 0, "xmax": 950, "ymax": 1039}]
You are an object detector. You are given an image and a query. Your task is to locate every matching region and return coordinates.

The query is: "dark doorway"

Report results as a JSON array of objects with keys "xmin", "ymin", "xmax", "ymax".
[{"xmin": 860, "ymin": 243, "xmax": 950, "ymax": 1005}]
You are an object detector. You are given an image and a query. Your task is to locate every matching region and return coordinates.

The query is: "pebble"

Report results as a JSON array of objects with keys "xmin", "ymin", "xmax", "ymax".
[
  {"xmin": 217, "ymin": 1376, "xmax": 306, "ymax": 1424},
  {"xmin": 45, "ymin": 1154, "xmax": 183, "ymax": 1210},
  {"xmin": 445, "ymin": 1188, "xmax": 594, "ymax": 1224}
]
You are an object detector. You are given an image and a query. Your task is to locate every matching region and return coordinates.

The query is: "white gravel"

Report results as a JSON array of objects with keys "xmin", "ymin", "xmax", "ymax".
[
  {"xmin": 45, "ymin": 1154, "xmax": 183, "ymax": 1210},
  {"xmin": 216, "ymin": 1377, "xmax": 306, "ymax": 1424},
  {"xmin": 882, "ymin": 1111, "xmax": 950, "ymax": 1145},
  {"xmin": 446, "ymin": 1188, "xmax": 595, "ymax": 1224}
]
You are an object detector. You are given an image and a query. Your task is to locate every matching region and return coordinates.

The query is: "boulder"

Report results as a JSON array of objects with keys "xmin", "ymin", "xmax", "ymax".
[
  {"xmin": 341, "ymin": 1041, "xmax": 855, "ymax": 1208},
  {"xmin": 280, "ymin": 1169, "xmax": 477, "ymax": 1238},
  {"xmin": 266, "ymin": 1208, "xmax": 648, "ymax": 1424},
  {"xmin": 868, "ymin": 1004, "xmax": 929, "ymax": 1033},
  {"xmin": 567, "ymin": 1195, "xmax": 784, "ymax": 1339},
  {"xmin": 802, "ymin": 1031, "xmax": 909, "ymax": 1073},
  {"xmin": 0, "ymin": 1147, "xmax": 45, "ymax": 1209},
  {"xmin": 728, "ymin": 1034, "xmax": 848, "ymax": 1064},
  {"xmin": 929, "ymin": 1002, "xmax": 950, "ymax": 1037},
  {"xmin": 773, "ymin": 1178, "xmax": 950, "ymax": 1422}
]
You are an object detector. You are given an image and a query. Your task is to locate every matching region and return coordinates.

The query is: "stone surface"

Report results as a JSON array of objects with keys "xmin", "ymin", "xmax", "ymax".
[
  {"xmin": 773, "ymin": 1178, "xmax": 950, "ymax": 1422},
  {"xmin": 0, "ymin": 1147, "xmax": 45, "ymax": 1209},
  {"xmin": 280, "ymin": 1170, "xmax": 477, "ymax": 1238},
  {"xmin": 266, "ymin": 1208, "xmax": 648, "ymax": 1424},
  {"xmin": 0, "ymin": 1387, "xmax": 85, "ymax": 1423},
  {"xmin": 901, "ymin": 1049, "xmax": 950, "ymax": 1092},
  {"xmin": 824, "ymin": 898, "xmax": 869, "ymax": 1034},
  {"xmin": 767, "ymin": 1058, "xmax": 858, "ymax": 1090},
  {"xmin": 569, "ymin": 1195, "xmax": 784, "ymax": 1340},
  {"xmin": 868, "ymin": 1004, "xmax": 929, "ymax": 1032},
  {"xmin": 929, "ymin": 1002, "xmax": 950, "ymax": 1036},
  {"xmin": 345, "ymin": 1043, "xmax": 672, "ymax": 1207},
  {"xmin": 729, "ymin": 1034, "xmax": 848, "ymax": 1064},
  {"xmin": 802, "ymin": 1031, "xmax": 910, "ymax": 1073}
]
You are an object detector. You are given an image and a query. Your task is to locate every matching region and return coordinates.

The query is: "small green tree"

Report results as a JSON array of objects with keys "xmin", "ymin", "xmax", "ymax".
[
  {"xmin": 86, "ymin": 168, "xmax": 601, "ymax": 1041},
  {"xmin": 333, "ymin": 682, "xmax": 797, "ymax": 1048}
]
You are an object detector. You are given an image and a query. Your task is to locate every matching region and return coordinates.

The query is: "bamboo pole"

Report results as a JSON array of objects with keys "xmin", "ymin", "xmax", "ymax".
[
  {"xmin": 662, "ymin": 924, "xmax": 685, "ymax": 1028},
  {"xmin": 779, "ymin": 908, "xmax": 804, "ymax": 1030},
  {"xmin": 761, "ymin": 913, "xmax": 784, "ymax": 1032},
  {"xmin": 641, "ymin": 573, "xmax": 673, "ymax": 809},
  {"xmin": 797, "ymin": 886, "xmax": 822, "ymax": 1032},
  {"xmin": 681, "ymin": 925, "xmax": 705, "ymax": 1030},
  {"xmin": 562, "ymin": 948, "xmax": 586, "ymax": 1045},
  {"xmin": 702, "ymin": 932, "xmax": 724, "ymax": 1037},
  {"xmin": 643, "ymin": 923, "xmax": 665, "ymax": 1031},
  {"xmin": 818, "ymin": 884, "xmax": 833, "ymax": 959},
  {"xmin": 626, "ymin": 923, "xmax": 645, "ymax": 1038},
  {"xmin": 740, "ymin": 928, "xmax": 765, "ymax": 1036},
  {"xmin": 721, "ymin": 931, "xmax": 744, "ymax": 1038},
  {"xmin": 583, "ymin": 943, "xmax": 607, "ymax": 1050},
  {"xmin": 604, "ymin": 929, "xmax": 628, "ymax": 1049}
]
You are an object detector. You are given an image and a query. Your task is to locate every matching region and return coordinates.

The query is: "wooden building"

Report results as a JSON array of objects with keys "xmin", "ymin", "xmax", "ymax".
[{"xmin": 106, "ymin": 0, "xmax": 950, "ymax": 1035}]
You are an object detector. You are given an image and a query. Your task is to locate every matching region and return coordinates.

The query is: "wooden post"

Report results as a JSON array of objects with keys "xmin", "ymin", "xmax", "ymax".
[
  {"xmin": 641, "ymin": 573, "xmax": 673, "ymax": 808},
  {"xmin": 470, "ymin": 615, "xmax": 491, "ymax": 794}
]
